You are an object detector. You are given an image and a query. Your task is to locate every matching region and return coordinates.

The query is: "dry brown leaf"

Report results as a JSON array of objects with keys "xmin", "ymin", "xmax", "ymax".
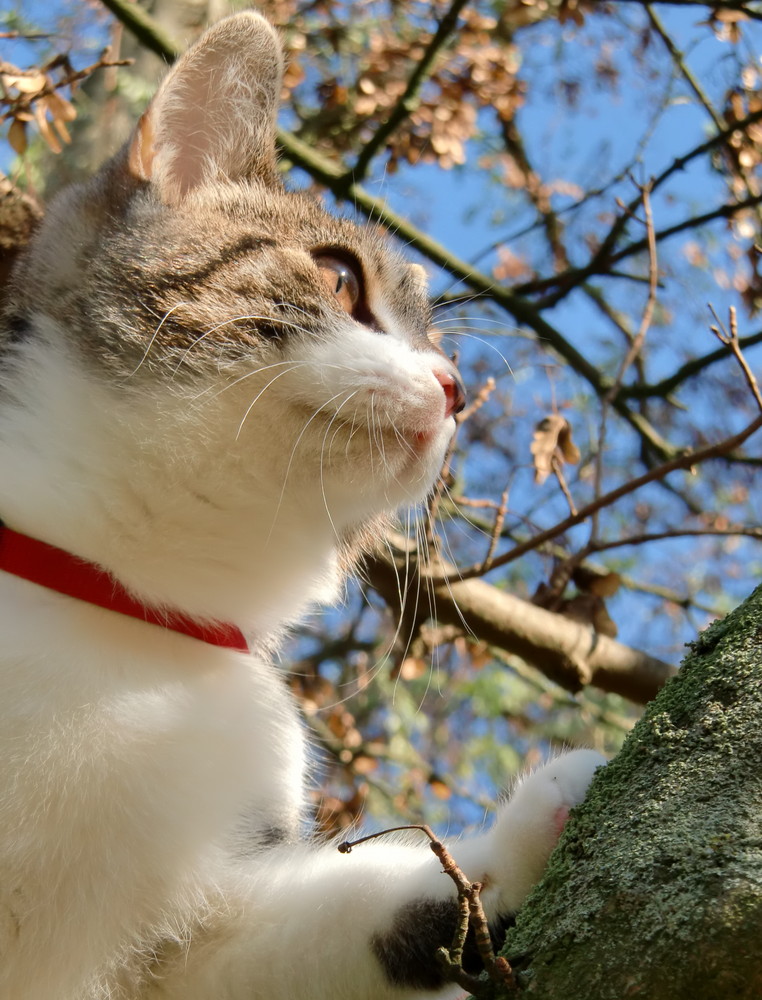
[
  {"xmin": 530, "ymin": 413, "xmax": 580, "ymax": 484},
  {"xmin": 558, "ymin": 421, "xmax": 581, "ymax": 464},
  {"xmin": 7, "ymin": 118, "xmax": 26, "ymax": 155},
  {"xmin": 44, "ymin": 90, "xmax": 77, "ymax": 122},
  {"xmin": 52, "ymin": 117, "xmax": 71, "ymax": 145},
  {"xmin": 469, "ymin": 640, "xmax": 491, "ymax": 669},
  {"xmin": 32, "ymin": 100, "xmax": 61, "ymax": 153},
  {"xmin": 2, "ymin": 71, "xmax": 47, "ymax": 94},
  {"xmin": 558, "ymin": 1, "xmax": 586, "ymax": 28},
  {"xmin": 572, "ymin": 565, "xmax": 622, "ymax": 598},
  {"xmin": 399, "ymin": 656, "xmax": 427, "ymax": 680},
  {"xmin": 351, "ymin": 755, "xmax": 378, "ymax": 775},
  {"xmin": 429, "ymin": 776, "xmax": 452, "ymax": 800},
  {"xmin": 588, "ymin": 571, "xmax": 621, "ymax": 598},
  {"xmin": 713, "ymin": 8, "xmax": 749, "ymax": 24},
  {"xmin": 559, "ymin": 593, "xmax": 618, "ymax": 638}
]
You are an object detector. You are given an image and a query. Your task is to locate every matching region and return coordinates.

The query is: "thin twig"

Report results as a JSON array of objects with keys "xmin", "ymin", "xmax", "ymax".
[
  {"xmin": 591, "ymin": 179, "xmax": 658, "ymax": 541},
  {"xmin": 645, "ymin": 5, "xmax": 724, "ymax": 131},
  {"xmin": 0, "ymin": 53, "xmax": 133, "ymax": 128},
  {"xmin": 456, "ymin": 376, "xmax": 496, "ymax": 423},
  {"xmin": 527, "ymin": 192, "xmax": 762, "ymax": 302},
  {"xmin": 588, "ymin": 525, "xmax": 762, "ymax": 555},
  {"xmin": 0, "ymin": 31, "xmax": 53, "ymax": 40},
  {"xmin": 646, "ymin": 4, "xmax": 761, "ymax": 228},
  {"xmin": 618, "ymin": 328, "xmax": 762, "ymax": 400},
  {"xmin": 551, "ymin": 458, "xmax": 578, "ymax": 519},
  {"xmin": 452, "ymin": 495, "xmax": 505, "ymax": 510},
  {"xmin": 479, "ymin": 486, "xmax": 510, "ymax": 573},
  {"xmin": 709, "ymin": 305, "xmax": 762, "ymax": 413},
  {"xmin": 338, "ymin": 824, "xmax": 517, "ymax": 995},
  {"xmin": 438, "ymin": 411, "xmax": 762, "ymax": 583}
]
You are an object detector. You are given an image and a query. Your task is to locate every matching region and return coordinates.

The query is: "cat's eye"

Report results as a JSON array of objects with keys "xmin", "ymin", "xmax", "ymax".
[{"xmin": 313, "ymin": 253, "xmax": 363, "ymax": 315}]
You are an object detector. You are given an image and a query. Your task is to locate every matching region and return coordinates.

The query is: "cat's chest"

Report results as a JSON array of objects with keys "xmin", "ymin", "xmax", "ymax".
[{"xmin": 0, "ymin": 575, "xmax": 306, "ymax": 866}]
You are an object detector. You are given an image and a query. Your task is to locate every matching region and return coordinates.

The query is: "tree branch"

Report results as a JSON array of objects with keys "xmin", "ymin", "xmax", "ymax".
[
  {"xmin": 98, "ymin": 0, "xmax": 180, "ymax": 61},
  {"xmin": 617, "ymin": 328, "xmax": 762, "ymax": 400},
  {"xmin": 588, "ymin": 525, "xmax": 762, "ymax": 554},
  {"xmin": 365, "ymin": 536, "xmax": 676, "ymax": 704}
]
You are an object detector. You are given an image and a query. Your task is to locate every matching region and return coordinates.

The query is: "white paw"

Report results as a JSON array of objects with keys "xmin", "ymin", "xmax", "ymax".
[{"xmin": 488, "ymin": 749, "xmax": 605, "ymax": 912}]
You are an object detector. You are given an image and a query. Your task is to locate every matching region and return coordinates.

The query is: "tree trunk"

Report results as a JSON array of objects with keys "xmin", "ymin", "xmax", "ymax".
[{"xmin": 491, "ymin": 582, "xmax": 762, "ymax": 999}]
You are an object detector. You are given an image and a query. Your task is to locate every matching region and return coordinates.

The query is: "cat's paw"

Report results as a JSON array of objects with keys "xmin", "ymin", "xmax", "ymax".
[{"xmin": 489, "ymin": 749, "xmax": 605, "ymax": 913}]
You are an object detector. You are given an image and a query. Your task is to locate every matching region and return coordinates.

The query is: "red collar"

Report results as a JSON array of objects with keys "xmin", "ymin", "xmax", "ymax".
[{"xmin": 0, "ymin": 522, "xmax": 249, "ymax": 653}]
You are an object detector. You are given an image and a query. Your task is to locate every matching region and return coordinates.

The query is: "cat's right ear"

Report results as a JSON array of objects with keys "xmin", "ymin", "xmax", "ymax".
[{"xmin": 126, "ymin": 12, "xmax": 283, "ymax": 203}]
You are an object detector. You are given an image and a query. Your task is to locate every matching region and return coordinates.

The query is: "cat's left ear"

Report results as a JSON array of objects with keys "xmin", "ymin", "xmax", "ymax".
[{"xmin": 127, "ymin": 12, "xmax": 283, "ymax": 202}]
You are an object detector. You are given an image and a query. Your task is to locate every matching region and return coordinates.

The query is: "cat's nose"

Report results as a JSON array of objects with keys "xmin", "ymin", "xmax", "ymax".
[{"xmin": 434, "ymin": 370, "xmax": 466, "ymax": 419}]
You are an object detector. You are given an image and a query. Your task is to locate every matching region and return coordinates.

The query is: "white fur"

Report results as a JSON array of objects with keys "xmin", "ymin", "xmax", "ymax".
[{"xmin": 0, "ymin": 13, "xmax": 605, "ymax": 998}]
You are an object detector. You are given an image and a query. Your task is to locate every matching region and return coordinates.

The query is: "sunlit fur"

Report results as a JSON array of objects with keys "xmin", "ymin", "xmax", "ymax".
[{"xmin": 0, "ymin": 13, "xmax": 603, "ymax": 999}]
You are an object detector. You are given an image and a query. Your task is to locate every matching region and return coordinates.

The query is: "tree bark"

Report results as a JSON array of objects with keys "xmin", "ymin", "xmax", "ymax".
[{"xmin": 488, "ymin": 582, "xmax": 762, "ymax": 999}]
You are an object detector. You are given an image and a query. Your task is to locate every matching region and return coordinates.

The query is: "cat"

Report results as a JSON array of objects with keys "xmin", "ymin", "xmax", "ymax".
[{"xmin": 0, "ymin": 12, "xmax": 604, "ymax": 999}]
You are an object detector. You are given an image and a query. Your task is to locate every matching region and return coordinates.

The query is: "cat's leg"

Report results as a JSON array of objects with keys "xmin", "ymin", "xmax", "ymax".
[{"xmin": 150, "ymin": 749, "xmax": 604, "ymax": 1000}]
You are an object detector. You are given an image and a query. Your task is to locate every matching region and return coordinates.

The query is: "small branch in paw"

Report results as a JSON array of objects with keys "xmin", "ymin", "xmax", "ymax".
[{"xmin": 338, "ymin": 825, "xmax": 519, "ymax": 995}]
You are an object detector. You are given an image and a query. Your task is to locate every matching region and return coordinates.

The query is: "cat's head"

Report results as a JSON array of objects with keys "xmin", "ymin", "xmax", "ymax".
[{"xmin": 1, "ymin": 13, "xmax": 464, "ymax": 623}]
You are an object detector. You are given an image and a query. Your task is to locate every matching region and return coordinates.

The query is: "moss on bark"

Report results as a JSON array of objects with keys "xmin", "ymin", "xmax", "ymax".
[{"xmin": 492, "ymin": 583, "xmax": 762, "ymax": 999}]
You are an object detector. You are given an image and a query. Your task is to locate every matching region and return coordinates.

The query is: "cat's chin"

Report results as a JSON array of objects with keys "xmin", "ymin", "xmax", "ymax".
[{"xmin": 378, "ymin": 420, "xmax": 454, "ymax": 507}]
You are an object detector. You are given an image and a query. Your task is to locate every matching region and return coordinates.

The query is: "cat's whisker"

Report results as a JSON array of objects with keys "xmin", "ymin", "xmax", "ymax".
[
  {"xmin": 374, "ymin": 406, "xmax": 391, "ymax": 484},
  {"xmin": 171, "ymin": 315, "xmax": 309, "ymax": 378},
  {"xmin": 343, "ymin": 405, "xmax": 361, "ymax": 462},
  {"xmin": 345, "ymin": 406, "xmax": 365, "ymax": 453},
  {"xmin": 366, "ymin": 396, "xmax": 377, "ymax": 480},
  {"xmin": 412, "ymin": 518, "xmax": 441, "ymax": 714},
  {"xmin": 127, "ymin": 302, "xmax": 188, "ymax": 379},
  {"xmin": 194, "ymin": 357, "xmax": 365, "ymax": 412},
  {"xmin": 390, "ymin": 530, "xmax": 426, "ymax": 707},
  {"xmin": 318, "ymin": 392, "xmax": 361, "ymax": 546},
  {"xmin": 434, "ymin": 318, "xmax": 511, "ymax": 336},
  {"xmin": 188, "ymin": 359, "xmax": 308, "ymax": 406},
  {"xmin": 390, "ymin": 424, "xmax": 417, "ymax": 461},
  {"xmin": 436, "ymin": 480, "xmax": 507, "ymax": 545},
  {"xmin": 234, "ymin": 365, "xmax": 313, "ymax": 439},
  {"xmin": 424, "ymin": 526, "xmax": 477, "ymax": 642},
  {"xmin": 370, "ymin": 404, "xmax": 393, "ymax": 489},
  {"xmin": 432, "ymin": 290, "xmax": 487, "ymax": 311},
  {"xmin": 384, "ymin": 507, "xmax": 419, "ymax": 679},
  {"xmin": 172, "ymin": 310, "xmax": 365, "ymax": 382},
  {"xmin": 265, "ymin": 389, "xmax": 357, "ymax": 548},
  {"xmin": 326, "ymin": 419, "xmax": 344, "ymax": 462},
  {"xmin": 441, "ymin": 330, "xmax": 515, "ymax": 378}
]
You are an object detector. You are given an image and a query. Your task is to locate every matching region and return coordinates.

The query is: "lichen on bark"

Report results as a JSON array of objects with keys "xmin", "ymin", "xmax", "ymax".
[{"xmin": 491, "ymin": 582, "xmax": 762, "ymax": 999}]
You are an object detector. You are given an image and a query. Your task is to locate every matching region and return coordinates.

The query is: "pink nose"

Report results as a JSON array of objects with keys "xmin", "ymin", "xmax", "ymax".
[{"xmin": 434, "ymin": 370, "xmax": 467, "ymax": 419}]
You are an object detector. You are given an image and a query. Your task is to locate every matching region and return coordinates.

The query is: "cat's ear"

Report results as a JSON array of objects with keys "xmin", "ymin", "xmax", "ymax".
[{"xmin": 127, "ymin": 12, "xmax": 283, "ymax": 202}]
